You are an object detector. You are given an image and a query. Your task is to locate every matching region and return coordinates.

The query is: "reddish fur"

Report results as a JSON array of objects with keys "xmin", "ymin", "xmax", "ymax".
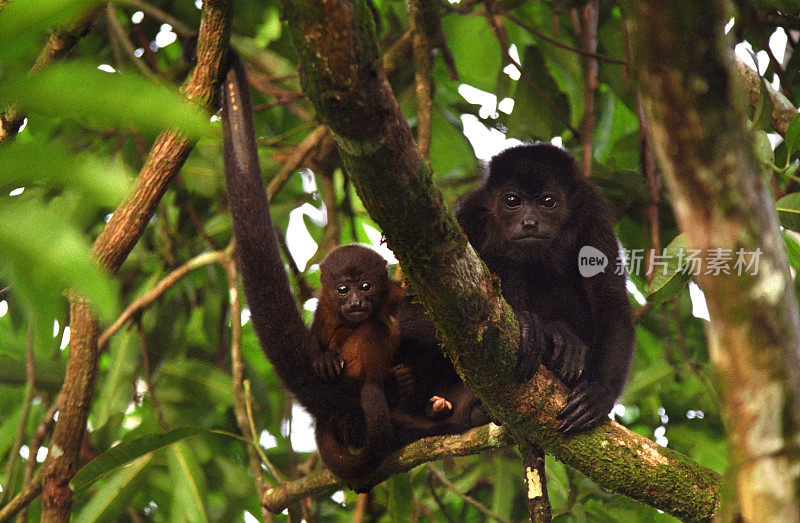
[{"xmin": 311, "ymin": 250, "xmax": 405, "ymax": 479}]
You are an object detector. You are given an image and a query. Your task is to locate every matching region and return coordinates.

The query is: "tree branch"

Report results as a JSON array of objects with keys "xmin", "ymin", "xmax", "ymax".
[
  {"xmin": 262, "ymin": 424, "xmax": 509, "ymax": 512},
  {"xmin": 734, "ymin": 56, "xmax": 799, "ymax": 136},
  {"xmin": 40, "ymin": 2, "xmax": 234, "ymax": 519},
  {"xmin": 278, "ymin": 1, "xmax": 720, "ymax": 520}
]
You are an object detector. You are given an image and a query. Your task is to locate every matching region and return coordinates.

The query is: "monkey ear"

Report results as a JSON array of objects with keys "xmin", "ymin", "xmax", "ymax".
[{"xmin": 455, "ymin": 189, "xmax": 489, "ymax": 250}]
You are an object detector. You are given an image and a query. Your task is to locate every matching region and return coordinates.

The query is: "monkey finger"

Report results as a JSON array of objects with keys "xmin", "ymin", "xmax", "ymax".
[
  {"xmin": 562, "ymin": 347, "xmax": 585, "ymax": 384},
  {"xmin": 558, "ymin": 409, "xmax": 599, "ymax": 434},
  {"xmin": 556, "ymin": 387, "xmax": 590, "ymax": 420},
  {"xmin": 514, "ymin": 347, "xmax": 541, "ymax": 382},
  {"xmin": 562, "ymin": 409, "xmax": 608, "ymax": 434}
]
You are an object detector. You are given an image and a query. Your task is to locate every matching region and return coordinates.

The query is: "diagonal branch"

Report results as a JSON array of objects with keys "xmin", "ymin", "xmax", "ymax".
[{"xmin": 278, "ymin": 1, "xmax": 720, "ymax": 520}]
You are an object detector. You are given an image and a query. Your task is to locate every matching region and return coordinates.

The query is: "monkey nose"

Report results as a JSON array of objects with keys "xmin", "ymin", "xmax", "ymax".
[{"xmin": 522, "ymin": 219, "xmax": 537, "ymax": 229}]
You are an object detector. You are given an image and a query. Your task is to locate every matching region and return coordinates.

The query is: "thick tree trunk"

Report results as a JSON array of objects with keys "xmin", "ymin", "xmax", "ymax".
[{"xmin": 621, "ymin": 2, "xmax": 800, "ymax": 520}]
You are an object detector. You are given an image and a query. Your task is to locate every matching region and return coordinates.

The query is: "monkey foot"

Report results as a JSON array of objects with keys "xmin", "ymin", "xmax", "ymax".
[
  {"xmin": 429, "ymin": 395, "xmax": 453, "ymax": 413},
  {"xmin": 557, "ymin": 381, "xmax": 613, "ymax": 434}
]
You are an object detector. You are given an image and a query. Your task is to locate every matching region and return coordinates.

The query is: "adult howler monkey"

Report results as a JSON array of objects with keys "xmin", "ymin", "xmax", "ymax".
[
  {"xmin": 456, "ymin": 144, "xmax": 635, "ymax": 434},
  {"xmin": 220, "ymin": 51, "xmax": 486, "ymax": 480}
]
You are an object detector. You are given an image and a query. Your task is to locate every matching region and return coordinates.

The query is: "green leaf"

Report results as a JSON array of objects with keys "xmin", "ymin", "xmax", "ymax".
[
  {"xmin": 70, "ymin": 427, "xmax": 205, "ymax": 492},
  {"xmin": 0, "ymin": 141, "xmax": 131, "ymax": 207},
  {"xmin": 752, "ymin": 129, "xmax": 774, "ymax": 179},
  {"xmin": 441, "ymin": 15, "xmax": 502, "ymax": 93},
  {"xmin": 0, "ymin": 404, "xmax": 25, "ymax": 461},
  {"xmin": 1, "ymin": 62, "xmax": 212, "ymax": 138},
  {"xmin": 0, "ymin": 0, "xmax": 104, "ymax": 66},
  {"xmin": 750, "ymin": 79, "xmax": 774, "ymax": 131},
  {"xmin": 0, "ymin": 352, "xmax": 65, "ymax": 391},
  {"xmin": 157, "ymin": 359, "xmax": 234, "ymax": 407},
  {"xmin": 782, "ymin": 229, "xmax": 800, "ymax": 272},
  {"xmin": 506, "ymin": 45, "xmax": 569, "ymax": 141},
  {"xmin": 73, "ymin": 454, "xmax": 153, "ymax": 523},
  {"xmin": 784, "ymin": 114, "xmax": 800, "ymax": 159},
  {"xmin": 491, "ymin": 456, "xmax": 518, "ymax": 520},
  {"xmin": 430, "ymin": 109, "xmax": 477, "ymax": 180},
  {"xmin": 92, "ymin": 330, "xmax": 140, "ymax": 435},
  {"xmin": 777, "ymin": 192, "xmax": 800, "ymax": 232},
  {"xmin": 167, "ymin": 442, "xmax": 209, "ymax": 522},
  {"xmin": 646, "ymin": 234, "xmax": 691, "ymax": 305},
  {"xmin": 386, "ymin": 473, "xmax": 413, "ymax": 522},
  {"xmin": 0, "ymin": 198, "xmax": 118, "ymax": 336}
]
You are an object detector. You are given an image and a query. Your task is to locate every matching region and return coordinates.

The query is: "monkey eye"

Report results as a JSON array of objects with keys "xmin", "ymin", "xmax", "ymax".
[
  {"xmin": 359, "ymin": 282, "xmax": 373, "ymax": 292},
  {"xmin": 538, "ymin": 195, "xmax": 557, "ymax": 208},
  {"xmin": 336, "ymin": 284, "xmax": 349, "ymax": 296},
  {"xmin": 504, "ymin": 194, "xmax": 522, "ymax": 209}
]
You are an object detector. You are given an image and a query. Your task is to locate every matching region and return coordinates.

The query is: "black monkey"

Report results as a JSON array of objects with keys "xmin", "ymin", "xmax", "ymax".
[
  {"xmin": 220, "ymin": 51, "xmax": 486, "ymax": 481},
  {"xmin": 456, "ymin": 143, "xmax": 634, "ymax": 434}
]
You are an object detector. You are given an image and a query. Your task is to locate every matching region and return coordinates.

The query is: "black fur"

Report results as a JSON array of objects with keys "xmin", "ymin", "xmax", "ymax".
[{"xmin": 456, "ymin": 143, "xmax": 635, "ymax": 434}]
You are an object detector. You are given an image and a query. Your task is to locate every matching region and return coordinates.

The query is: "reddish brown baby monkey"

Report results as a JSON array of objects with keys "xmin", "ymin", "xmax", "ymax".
[{"xmin": 309, "ymin": 244, "xmax": 406, "ymax": 479}]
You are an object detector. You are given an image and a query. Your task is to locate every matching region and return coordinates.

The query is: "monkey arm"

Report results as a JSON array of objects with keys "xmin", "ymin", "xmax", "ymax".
[{"xmin": 558, "ymin": 228, "xmax": 635, "ymax": 434}]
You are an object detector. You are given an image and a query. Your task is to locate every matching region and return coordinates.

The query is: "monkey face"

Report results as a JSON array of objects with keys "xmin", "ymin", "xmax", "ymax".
[
  {"xmin": 489, "ymin": 181, "xmax": 570, "ymax": 260},
  {"xmin": 333, "ymin": 279, "xmax": 381, "ymax": 324}
]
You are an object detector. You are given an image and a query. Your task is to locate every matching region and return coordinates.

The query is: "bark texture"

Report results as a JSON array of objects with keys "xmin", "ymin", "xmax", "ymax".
[{"xmin": 621, "ymin": 2, "xmax": 800, "ymax": 520}]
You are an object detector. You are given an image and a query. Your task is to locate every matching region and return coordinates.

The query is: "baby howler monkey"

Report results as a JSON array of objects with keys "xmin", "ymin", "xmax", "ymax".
[
  {"xmin": 456, "ymin": 144, "xmax": 635, "ymax": 434},
  {"xmin": 310, "ymin": 245, "xmax": 406, "ymax": 479}
]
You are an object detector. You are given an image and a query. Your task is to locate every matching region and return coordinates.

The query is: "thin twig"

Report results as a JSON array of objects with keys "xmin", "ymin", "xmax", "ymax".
[
  {"xmin": 426, "ymin": 464, "xmax": 513, "ymax": 523},
  {"xmin": 122, "ymin": 0, "xmax": 196, "ymax": 38},
  {"xmin": 136, "ymin": 322, "xmax": 168, "ymax": 430},
  {"xmin": 225, "ymin": 261, "xmax": 276, "ymax": 522},
  {"xmin": 0, "ymin": 469, "xmax": 43, "ymax": 522},
  {"xmin": 485, "ymin": 3, "xmax": 580, "ymax": 137},
  {"xmin": 17, "ymin": 402, "xmax": 57, "ymax": 523},
  {"xmin": 105, "ymin": 4, "xmax": 162, "ymax": 82},
  {"xmin": 426, "ymin": 470, "xmax": 458, "ymax": 523},
  {"xmin": 99, "ymin": 246, "xmax": 233, "ymax": 348},
  {"xmin": 266, "ymin": 125, "xmax": 329, "ymax": 198},
  {"xmin": 352, "ymin": 492, "xmax": 369, "ymax": 523},
  {"xmin": 0, "ymin": 326, "xmax": 35, "ymax": 506},
  {"xmin": 632, "ymin": 301, "xmax": 654, "ymax": 323},
  {"xmin": 408, "ymin": 0, "xmax": 434, "ymax": 160},
  {"xmin": 495, "ymin": 3, "xmax": 625, "ymax": 65},
  {"xmin": 243, "ymin": 380, "xmax": 283, "ymax": 483},
  {"xmin": 522, "ymin": 444, "xmax": 551, "ymax": 522},
  {"xmin": 579, "ymin": 0, "xmax": 598, "ymax": 178},
  {"xmin": 261, "ymin": 424, "xmax": 508, "ymax": 513}
]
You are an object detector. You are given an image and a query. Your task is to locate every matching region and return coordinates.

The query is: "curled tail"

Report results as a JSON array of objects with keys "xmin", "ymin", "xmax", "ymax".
[
  {"xmin": 316, "ymin": 382, "xmax": 393, "ymax": 479},
  {"xmin": 221, "ymin": 51, "xmax": 360, "ymax": 419}
]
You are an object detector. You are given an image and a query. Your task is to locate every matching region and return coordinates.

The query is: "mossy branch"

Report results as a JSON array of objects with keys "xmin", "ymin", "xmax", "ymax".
[{"xmin": 279, "ymin": 0, "xmax": 720, "ymax": 520}]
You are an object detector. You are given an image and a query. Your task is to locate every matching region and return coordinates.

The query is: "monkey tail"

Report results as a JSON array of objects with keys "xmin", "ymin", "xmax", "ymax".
[
  {"xmin": 316, "ymin": 383, "xmax": 393, "ymax": 480},
  {"xmin": 221, "ymin": 51, "xmax": 360, "ymax": 418}
]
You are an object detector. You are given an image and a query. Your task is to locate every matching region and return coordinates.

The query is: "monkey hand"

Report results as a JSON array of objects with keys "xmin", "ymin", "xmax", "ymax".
[
  {"xmin": 389, "ymin": 363, "xmax": 416, "ymax": 395},
  {"xmin": 514, "ymin": 311, "xmax": 546, "ymax": 382},
  {"xmin": 556, "ymin": 381, "xmax": 613, "ymax": 434},
  {"xmin": 544, "ymin": 322, "xmax": 587, "ymax": 386},
  {"xmin": 312, "ymin": 350, "xmax": 345, "ymax": 383}
]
